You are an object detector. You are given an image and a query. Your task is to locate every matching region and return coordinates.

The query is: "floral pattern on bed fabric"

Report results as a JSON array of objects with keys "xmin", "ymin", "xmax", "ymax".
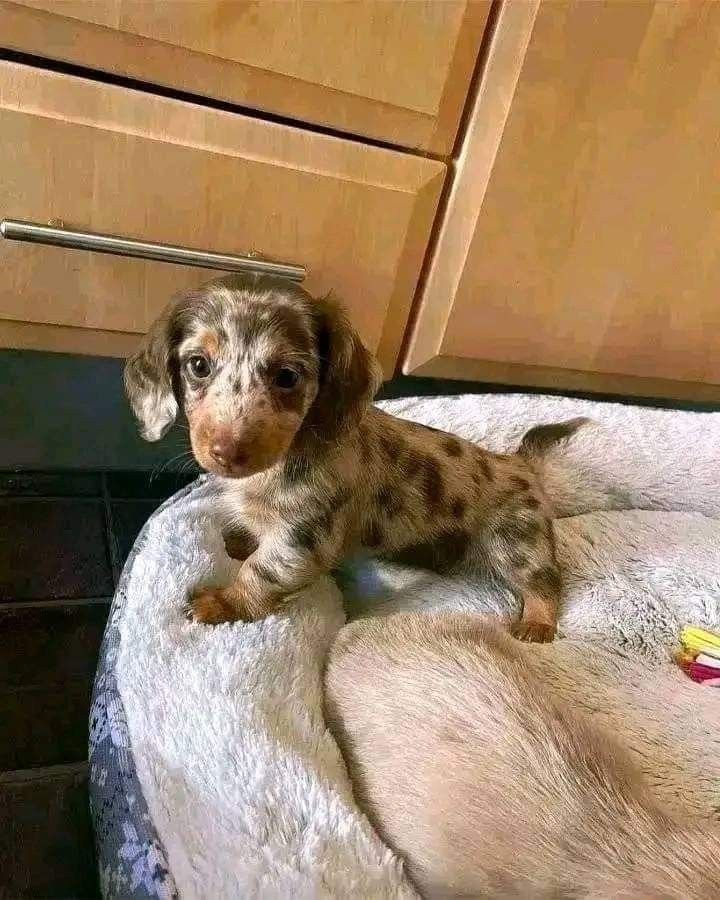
[{"xmin": 89, "ymin": 482, "xmax": 205, "ymax": 899}]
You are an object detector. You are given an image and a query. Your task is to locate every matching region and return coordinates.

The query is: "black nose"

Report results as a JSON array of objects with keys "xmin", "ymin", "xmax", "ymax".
[{"xmin": 209, "ymin": 438, "xmax": 247, "ymax": 469}]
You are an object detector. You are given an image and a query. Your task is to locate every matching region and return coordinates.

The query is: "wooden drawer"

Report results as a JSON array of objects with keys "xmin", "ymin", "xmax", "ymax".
[
  {"xmin": 0, "ymin": 0, "xmax": 490, "ymax": 153},
  {"xmin": 0, "ymin": 61, "xmax": 445, "ymax": 371}
]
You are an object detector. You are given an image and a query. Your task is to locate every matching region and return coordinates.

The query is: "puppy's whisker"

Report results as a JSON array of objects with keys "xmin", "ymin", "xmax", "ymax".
[
  {"xmin": 179, "ymin": 457, "xmax": 201, "ymax": 476},
  {"xmin": 150, "ymin": 448, "xmax": 195, "ymax": 482}
]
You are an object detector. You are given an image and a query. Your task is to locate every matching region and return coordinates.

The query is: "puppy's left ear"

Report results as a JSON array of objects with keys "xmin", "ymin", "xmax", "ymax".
[
  {"xmin": 124, "ymin": 304, "xmax": 181, "ymax": 442},
  {"xmin": 306, "ymin": 293, "xmax": 382, "ymax": 441}
]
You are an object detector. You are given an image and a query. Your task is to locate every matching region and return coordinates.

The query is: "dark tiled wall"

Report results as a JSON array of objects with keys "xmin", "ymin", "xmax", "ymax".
[
  {"xmin": 0, "ymin": 469, "xmax": 195, "ymax": 898},
  {"xmin": 0, "ymin": 349, "xmax": 191, "ymax": 471},
  {"xmin": 4, "ymin": 348, "xmax": 717, "ymax": 474}
]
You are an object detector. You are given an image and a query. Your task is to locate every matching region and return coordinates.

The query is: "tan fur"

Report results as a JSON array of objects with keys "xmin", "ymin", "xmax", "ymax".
[
  {"xmin": 198, "ymin": 329, "xmax": 220, "ymax": 359},
  {"xmin": 325, "ymin": 612, "xmax": 720, "ymax": 899},
  {"xmin": 125, "ymin": 274, "xmax": 585, "ymax": 639}
]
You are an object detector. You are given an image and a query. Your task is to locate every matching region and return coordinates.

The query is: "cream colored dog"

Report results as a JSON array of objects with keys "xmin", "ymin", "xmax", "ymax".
[{"xmin": 325, "ymin": 612, "xmax": 720, "ymax": 899}]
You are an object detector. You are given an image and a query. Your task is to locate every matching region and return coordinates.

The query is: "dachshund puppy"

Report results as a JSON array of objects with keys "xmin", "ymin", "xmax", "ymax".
[
  {"xmin": 325, "ymin": 611, "xmax": 720, "ymax": 899},
  {"xmin": 125, "ymin": 274, "xmax": 585, "ymax": 641}
]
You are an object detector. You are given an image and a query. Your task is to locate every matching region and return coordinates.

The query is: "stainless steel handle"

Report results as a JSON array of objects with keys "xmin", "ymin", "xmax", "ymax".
[{"xmin": 0, "ymin": 218, "xmax": 306, "ymax": 281}]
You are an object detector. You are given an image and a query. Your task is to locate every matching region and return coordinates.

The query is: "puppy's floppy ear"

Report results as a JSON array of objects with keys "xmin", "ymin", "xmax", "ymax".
[
  {"xmin": 305, "ymin": 293, "xmax": 382, "ymax": 441},
  {"xmin": 124, "ymin": 301, "xmax": 183, "ymax": 442}
]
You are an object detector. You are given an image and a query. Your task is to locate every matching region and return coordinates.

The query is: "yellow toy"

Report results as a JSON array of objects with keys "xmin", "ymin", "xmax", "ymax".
[{"xmin": 675, "ymin": 626, "xmax": 720, "ymax": 685}]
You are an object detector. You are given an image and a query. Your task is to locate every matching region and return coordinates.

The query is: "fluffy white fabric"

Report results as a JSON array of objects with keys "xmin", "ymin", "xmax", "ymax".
[{"xmin": 117, "ymin": 393, "xmax": 720, "ymax": 898}]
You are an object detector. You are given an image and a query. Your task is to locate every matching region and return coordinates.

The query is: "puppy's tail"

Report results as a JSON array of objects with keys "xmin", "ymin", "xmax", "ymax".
[{"xmin": 518, "ymin": 417, "xmax": 589, "ymax": 459}]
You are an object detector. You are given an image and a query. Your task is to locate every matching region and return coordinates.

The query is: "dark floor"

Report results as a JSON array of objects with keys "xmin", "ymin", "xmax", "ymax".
[{"xmin": 0, "ymin": 469, "xmax": 196, "ymax": 899}]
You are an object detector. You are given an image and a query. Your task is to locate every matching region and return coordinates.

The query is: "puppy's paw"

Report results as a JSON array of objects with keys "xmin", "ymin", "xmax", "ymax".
[
  {"xmin": 511, "ymin": 621, "xmax": 556, "ymax": 643},
  {"xmin": 188, "ymin": 587, "xmax": 245, "ymax": 625}
]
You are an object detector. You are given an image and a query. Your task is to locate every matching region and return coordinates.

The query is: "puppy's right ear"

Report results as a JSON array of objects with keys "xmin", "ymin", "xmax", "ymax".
[{"xmin": 124, "ymin": 306, "xmax": 180, "ymax": 442}]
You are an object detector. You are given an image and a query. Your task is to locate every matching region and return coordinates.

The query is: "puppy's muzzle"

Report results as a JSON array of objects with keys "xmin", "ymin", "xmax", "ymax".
[
  {"xmin": 207, "ymin": 431, "xmax": 251, "ymax": 473},
  {"xmin": 208, "ymin": 432, "xmax": 249, "ymax": 471}
]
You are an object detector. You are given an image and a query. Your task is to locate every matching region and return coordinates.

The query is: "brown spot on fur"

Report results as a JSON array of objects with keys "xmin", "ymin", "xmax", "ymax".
[
  {"xmin": 283, "ymin": 452, "xmax": 311, "ymax": 484},
  {"xmin": 443, "ymin": 437, "xmax": 464, "ymax": 457},
  {"xmin": 268, "ymin": 304, "xmax": 315, "ymax": 355},
  {"xmin": 331, "ymin": 487, "xmax": 351, "ymax": 509},
  {"xmin": 292, "ymin": 505, "xmax": 337, "ymax": 550},
  {"xmin": 388, "ymin": 529, "xmax": 470, "ymax": 573},
  {"xmin": 291, "ymin": 521, "xmax": 320, "ymax": 551},
  {"xmin": 362, "ymin": 520, "xmax": 384, "ymax": 548},
  {"xmin": 510, "ymin": 476, "xmax": 530, "ymax": 491},
  {"xmin": 404, "ymin": 451, "xmax": 424, "ymax": 478},
  {"xmin": 450, "ymin": 497, "xmax": 467, "ymax": 519},
  {"xmin": 222, "ymin": 527, "xmax": 258, "ymax": 560},
  {"xmin": 375, "ymin": 484, "xmax": 404, "ymax": 517},
  {"xmin": 271, "ymin": 380, "xmax": 306, "ymax": 415},
  {"xmin": 419, "ymin": 457, "xmax": 445, "ymax": 510},
  {"xmin": 528, "ymin": 565, "xmax": 562, "ymax": 597},
  {"xmin": 380, "ymin": 434, "xmax": 403, "ymax": 461}
]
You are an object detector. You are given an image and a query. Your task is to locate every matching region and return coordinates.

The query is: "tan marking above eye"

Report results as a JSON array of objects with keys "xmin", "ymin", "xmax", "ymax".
[{"xmin": 198, "ymin": 330, "xmax": 220, "ymax": 358}]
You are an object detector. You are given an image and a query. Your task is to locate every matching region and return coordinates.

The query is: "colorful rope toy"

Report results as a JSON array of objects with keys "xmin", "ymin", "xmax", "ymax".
[{"xmin": 675, "ymin": 626, "xmax": 720, "ymax": 686}]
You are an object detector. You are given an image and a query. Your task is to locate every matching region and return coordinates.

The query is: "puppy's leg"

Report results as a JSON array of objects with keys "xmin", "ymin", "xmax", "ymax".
[
  {"xmin": 485, "ymin": 511, "xmax": 561, "ymax": 643},
  {"xmin": 190, "ymin": 533, "xmax": 329, "ymax": 624},
  {"xmin": 507, "ymin": 549, "xmax": 561, "ymax": 644}
]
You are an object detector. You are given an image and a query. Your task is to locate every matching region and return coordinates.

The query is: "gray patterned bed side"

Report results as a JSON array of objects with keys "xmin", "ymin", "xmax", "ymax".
[{"xmin": 89, "ymin": 477, "xmax": 209, "ymax": 899}]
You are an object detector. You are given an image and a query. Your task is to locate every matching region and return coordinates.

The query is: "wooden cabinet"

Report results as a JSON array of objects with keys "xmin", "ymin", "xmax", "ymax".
[
  {"xmin": 0, "ymin": 61, "xmax": 444, "ymax": 371},
  {"xmin": 4, "ymin": 0, "xmax": 719, "ymax": 403},
  {"xmin": 405, "ymin": 0, "xmax": 720, "ymax": 401},
  {"xmin": 0, "ymin": 0, "xmax": 490, "ymax": 153}
]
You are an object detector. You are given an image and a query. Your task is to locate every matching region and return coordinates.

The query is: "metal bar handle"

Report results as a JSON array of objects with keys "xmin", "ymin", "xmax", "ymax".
[{"xmin": 0, "ymin": 218, "xmax": 306, "ymax": 281}]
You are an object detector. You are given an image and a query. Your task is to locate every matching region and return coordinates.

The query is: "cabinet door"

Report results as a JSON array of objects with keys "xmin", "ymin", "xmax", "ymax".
[
  {"xmin": 405, "ymin": 0, "xmax": 720, "ymax": 402},
  {"xmin": 0, "ymin": 61, "xmax": 444, "ymax": 370},
  {"xmin": 1, "ymin": 0, "xmax": 490, "ymax": 153}
]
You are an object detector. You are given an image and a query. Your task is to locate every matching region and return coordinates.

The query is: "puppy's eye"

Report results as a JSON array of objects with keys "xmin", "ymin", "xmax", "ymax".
[
  {"xmin": 273, "ymin": 367, "xmax": 300, "ymax": 390},
  {"xmin": 187, "ymin": 355, "xmax": 211, "ymax": 379}
]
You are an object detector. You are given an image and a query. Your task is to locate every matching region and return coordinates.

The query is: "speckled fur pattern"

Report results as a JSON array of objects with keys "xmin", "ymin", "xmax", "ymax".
[
  {"xmin": 216, "ymin": 408, "xmax": 586, "ymax": 642},
  {"xmin": 125, "ymin": 273, "xmax": 586, "ymax": 641}
]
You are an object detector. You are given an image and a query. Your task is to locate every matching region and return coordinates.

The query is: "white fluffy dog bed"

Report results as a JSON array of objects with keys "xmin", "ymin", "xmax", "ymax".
[{"xmin": 89, "ymin": 393, "xmax": 720, "ymax": 899}]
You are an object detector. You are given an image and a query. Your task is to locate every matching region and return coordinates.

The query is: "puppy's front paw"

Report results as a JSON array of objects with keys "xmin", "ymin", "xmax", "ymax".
[
  {"xmin": 188, "ymin": 587, "xmax": 244, "ymax": 625},
  {"xmin": 511, "ymin": 621, "xmax": 556, "ymax": 643}
]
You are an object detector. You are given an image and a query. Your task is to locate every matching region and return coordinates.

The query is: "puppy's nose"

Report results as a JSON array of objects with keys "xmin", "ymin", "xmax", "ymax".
[{"xmin": 209, "ymin": 436, "xmax": 247, "ymax": 469}]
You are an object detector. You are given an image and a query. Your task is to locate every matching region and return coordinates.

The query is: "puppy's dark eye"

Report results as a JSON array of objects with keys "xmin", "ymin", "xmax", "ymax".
[
  {"xmin": 187, "ymin": 355, "xmax": 211, "ymax": 379},
  {"xmin": 273, "ymin": 367, "xmax": 300, "ymax": 390}
]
